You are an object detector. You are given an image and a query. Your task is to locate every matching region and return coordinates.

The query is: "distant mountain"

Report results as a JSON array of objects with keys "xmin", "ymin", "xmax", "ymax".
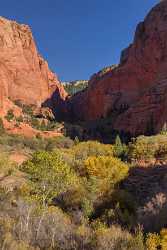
[{"xmin": 62, "ymin": 80, "xmax": 88, "ymax": 96}]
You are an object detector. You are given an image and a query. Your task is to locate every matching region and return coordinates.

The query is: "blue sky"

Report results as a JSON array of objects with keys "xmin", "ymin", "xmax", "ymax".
[{"xmin": 1, "ymin": 0, "xmax": 158, "ymax": 81}]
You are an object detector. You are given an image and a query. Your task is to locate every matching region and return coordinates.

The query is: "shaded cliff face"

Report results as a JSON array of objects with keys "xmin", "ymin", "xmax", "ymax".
[
  {"xmin": 0, "ymin": 17, "xmax": 67, "ymax": 117},
  {"xmin": 68, "ymin": 1, "xmax": 167, "ymax": 135}
]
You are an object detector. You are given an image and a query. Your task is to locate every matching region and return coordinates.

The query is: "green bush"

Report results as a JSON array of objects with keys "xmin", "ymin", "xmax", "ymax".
[
  {"xmin": 128, "ymin": 135, "xmax": 167, "ymax": 162},
  {"xmin": 0, "ymin": 118, "xmax": 5, "ymax": 134},
  {"xmin": 0, "ymin": 153, "xmax": 16, "ymax": 176},
  {"xmin": 5, "ymin": 109, "xmax": 14, "ymax": 122},
  {"xmin": 70, "ymin": 141, "xmax": 114, "ymax": 161},
  {"xmin": 21, "ymin": 151, "xmax": 81, "ymax": 205},
  {"xmin": 22, "ymin": 104, "xmax": 34, "ymax": 116}
]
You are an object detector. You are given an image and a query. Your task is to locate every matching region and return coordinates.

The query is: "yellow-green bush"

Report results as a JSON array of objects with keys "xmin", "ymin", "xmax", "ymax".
[
  {"xmin": 71, "ymin": 141, "xmax": 114, "ymax": 160},
  {"xmin": 84, "ymin": 156, "xmax": 129, "ymax": 198},
  {"xmin": 61, "ymin": 141, "xmax": 114, "ymax": 176},
  {"xmin": 94, "ymin": 225, "xmax": 144, "ymax": 250},
  {"xmin": 85, "ymin": 156, "xmax": 128, "ymax": 180},
  {"xmin": 21, "ymin": 151, "xmax": 81, "ymax": 205},
  {"xmin": 128, "ymin": 135, "xmax": 167, "ymax": 162},
  {"xmin": 0, "ymin": 153, "xmax": 16, "ymax": 176}
]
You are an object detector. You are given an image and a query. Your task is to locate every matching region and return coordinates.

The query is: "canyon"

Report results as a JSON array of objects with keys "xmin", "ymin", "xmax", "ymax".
[{"xmin": 1, "ymin": 1, "xmax": 167, "ymax": 137}]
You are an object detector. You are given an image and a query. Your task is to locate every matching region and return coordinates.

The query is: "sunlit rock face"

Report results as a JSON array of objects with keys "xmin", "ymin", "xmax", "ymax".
[
  {"xmin": 0, "ymin": 16, "xmax": 67, "ymax": 117},
  {"xmin": 67, "ymin": 1, "xmax": 167, "ymax": 135}
]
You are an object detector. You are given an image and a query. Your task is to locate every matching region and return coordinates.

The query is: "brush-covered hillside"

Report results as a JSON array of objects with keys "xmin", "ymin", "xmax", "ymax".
[{"xmin": 1, "ymin": 126, "xmax": 167, "ymax": 249}]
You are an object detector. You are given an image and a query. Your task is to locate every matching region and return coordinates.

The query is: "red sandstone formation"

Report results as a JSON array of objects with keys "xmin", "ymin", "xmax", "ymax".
[
  {"xmin": 0, "ymin": 16, "xmax": 67, "ymax": 117},
  {"xmin": 69, "ymin": 1, "xmax": 167, "ymax": 135},
  {"xmin": 0, "ymin": 16, "xmax": 68, "ymax": 136}
]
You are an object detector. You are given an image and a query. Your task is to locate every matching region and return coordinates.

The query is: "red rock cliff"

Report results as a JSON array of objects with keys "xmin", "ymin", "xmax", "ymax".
[
  {"xmin": 0, "ymin": 16, "xmax": 67, "ymax": 116},
  {"xmin": 68, "ymin": 1, "xmax": 167, "ymax": 135}
]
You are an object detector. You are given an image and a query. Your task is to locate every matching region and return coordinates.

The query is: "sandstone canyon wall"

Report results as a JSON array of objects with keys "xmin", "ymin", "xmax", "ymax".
[
  {"xmin": 68, "ymin": 1, "xmax": 167, "ymax": 136},
  {"xmin": 0, "ymin": 16, "xmax": 67, "ymax": 117}
]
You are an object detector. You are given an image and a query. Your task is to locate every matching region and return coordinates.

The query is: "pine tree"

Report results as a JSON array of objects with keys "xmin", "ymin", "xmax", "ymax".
[{"xmin": 114, "ymin": 135, "xmax": 123, "ymax": 157}]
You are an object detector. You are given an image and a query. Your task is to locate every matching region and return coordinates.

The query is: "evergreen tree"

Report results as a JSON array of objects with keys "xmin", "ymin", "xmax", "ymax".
[
  {"xmin": 114, "ymin": 135, "xmax": 123, "ymax": 157},
  {"xmin": 114, "ymin": 135, "xmax": 128, "ymax": 160}
]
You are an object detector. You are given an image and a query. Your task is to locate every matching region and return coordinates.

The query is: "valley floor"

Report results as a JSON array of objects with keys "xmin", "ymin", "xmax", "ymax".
[{"xmin": 0, "ymin": 131, "xmax": 167, "ymax": 249}]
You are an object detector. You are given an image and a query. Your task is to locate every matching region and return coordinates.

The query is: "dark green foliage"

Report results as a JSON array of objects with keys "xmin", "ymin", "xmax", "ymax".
[
  {"xmin": 114, "ymin": 135, "xmax": 128, "ymax": 160},
  {"xmin": 22, "ymin": 104, "xmax": 34, "ymax": 116},
  {"xmin": 0, "ymin": 118, "xmax": 5, "ymax": 134},
  {"xmin": 5, "ymin": 109, "xmax": 14, "ymax": 121}
]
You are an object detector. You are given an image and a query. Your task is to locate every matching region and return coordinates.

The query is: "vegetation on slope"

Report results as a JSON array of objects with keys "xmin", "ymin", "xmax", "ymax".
[
  {"xmin": 6, "ymin": 100, "xmax": 63, "ymax": 132},
  {"xmin": 62, "ymin": 80, "xmax": 88, "ymax": 96}
]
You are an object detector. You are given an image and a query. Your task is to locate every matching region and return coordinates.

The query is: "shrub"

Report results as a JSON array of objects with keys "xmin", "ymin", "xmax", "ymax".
[
  {"xmin": 94, "ymin": 225, "xmax": 144, "ymax": 250},
  {"xmin": 84, "ymin": 156, "xmax": 129, "ymax": 199},
  {"xmin": 21, "ymin": 151, "xmax": 81, "ymax": 205},
  {"xmin": 22, "ymin": 104, "xmax": 34, "ymax": 116},
  {"xmin": 0, "ymin": 153, "xmax": 15, "ymax": 176},
  {"xmin": 84, "ymin": 156, "xmax": 128, "ymax": 183},
  {"xmin": 62, "ymin": 141, "xmax": 114, "ymax": 176},
  {"xmin": 145, "ymin": 229, "xmax": 167, "ymax": 250},
  {"xmin": 146, "ymin": 233, "xmax": 160, "ymax": 250},
  {"xmin": 128, "ymin": 135, "xmax": 167, "ymax": 163},
  {"xmin": 5, "ymin": 109, "xmax": 14, "ymax": 122},
  {"xmin": 137, "ymin": 193, "xmax": 167, "ymax": 232},
  {"xmin": 0, "ymin": 118, "xmax": 5, "ymax": 134},
  {"xmin": 100, "ymin": 190, "xmax": 136, "ymax": 227},
  {"xmin": 44, "ymin": 137, "xmax": 74, "ymax": 151},
  {"xmin": 71, "ymin": 141, "xmax": 113, "ymax": 161},
  {"xmin": 0, "ymin": 197, "xmax": 78, "ymax": 250}
]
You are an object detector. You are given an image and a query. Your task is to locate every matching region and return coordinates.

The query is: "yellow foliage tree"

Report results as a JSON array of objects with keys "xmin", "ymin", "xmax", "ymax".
[{"xmin": 84, "ymin": 156, "xmax": 129, "ymax": 196}]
